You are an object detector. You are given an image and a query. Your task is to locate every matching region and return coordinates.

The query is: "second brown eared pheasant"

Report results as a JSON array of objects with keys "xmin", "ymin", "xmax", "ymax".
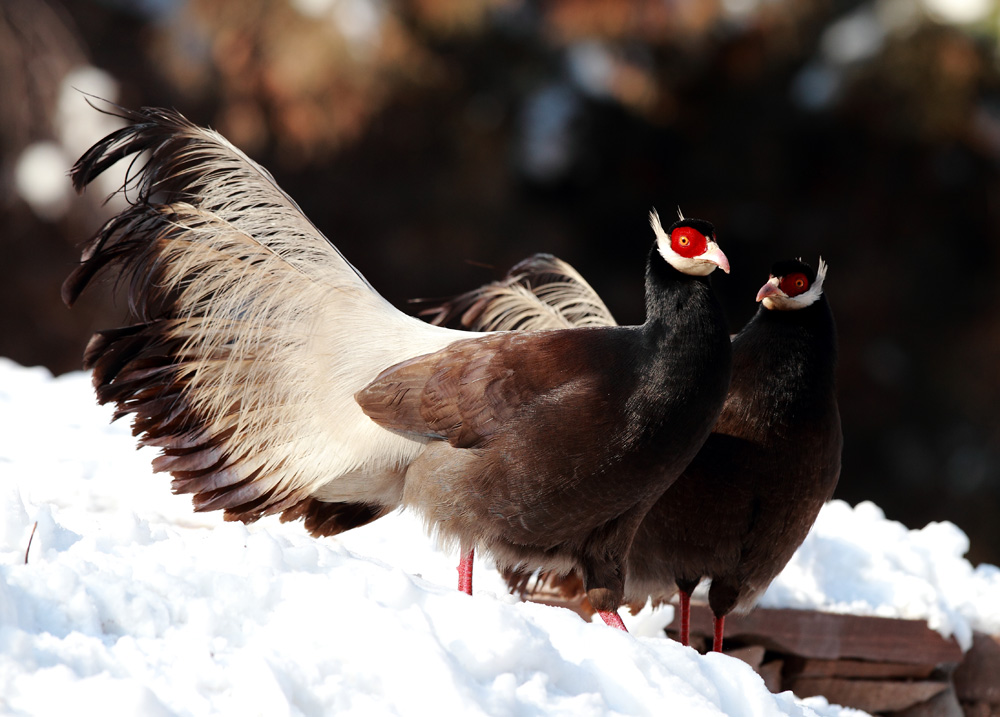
[
  {"xmin": 429, "ymin": 256, "xmax": 841, "ymax": 648},
  {"xmin": 629, "ymin": 258, "xmax": 841, "ymax": 651},
  {"xmin": 64, "ymin": 106, "xmax": 733, "ymax": 630}
]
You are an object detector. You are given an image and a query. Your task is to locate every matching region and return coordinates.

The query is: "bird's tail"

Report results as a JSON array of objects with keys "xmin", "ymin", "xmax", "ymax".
[{"xmin": 65, "ymin": 105, "xmax": 460, "ymax": 526}]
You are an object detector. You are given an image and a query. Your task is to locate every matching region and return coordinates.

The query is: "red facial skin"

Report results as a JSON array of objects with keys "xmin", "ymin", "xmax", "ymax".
[
  {"xmin": 778, "ymin": 272, "xmax": 810, "ymax": 297},
  {"xmin": 670, "ymin": 227, "xmax": 709, "ymax": 259}
]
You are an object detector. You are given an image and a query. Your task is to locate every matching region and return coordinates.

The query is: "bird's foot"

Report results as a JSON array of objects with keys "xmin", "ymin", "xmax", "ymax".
[{"xmin": 597, "ymin": 610, "xmax": 628, "ymax": 631}]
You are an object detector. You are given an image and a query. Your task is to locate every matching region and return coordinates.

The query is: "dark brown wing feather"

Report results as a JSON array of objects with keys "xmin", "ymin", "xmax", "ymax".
[{"xmin": 357, "ymin": 330, "xmax": 612, "ymax": 451}]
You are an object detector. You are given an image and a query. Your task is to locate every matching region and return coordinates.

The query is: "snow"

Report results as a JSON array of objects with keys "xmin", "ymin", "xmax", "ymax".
[
  {"xmin": 0, "ymin": 358, "xmax": 994, "ymax": 716},
  {"xmin": 761, "ymin": 500, "xmax": 1000, "ymax": 650}
]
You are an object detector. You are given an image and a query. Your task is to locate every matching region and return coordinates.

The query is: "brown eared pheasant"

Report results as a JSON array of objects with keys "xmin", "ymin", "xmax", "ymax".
[{"xmin": 64, "ymin": 106, "xmax": 733, "ymax": 630}]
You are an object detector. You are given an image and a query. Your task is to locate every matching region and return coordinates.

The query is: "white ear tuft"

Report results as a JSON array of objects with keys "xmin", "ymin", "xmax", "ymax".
[
  {"xmin": 815, "ymin": 257, "xmax": 829, "ymax": 290},
  {"xmin": 676, "ymin": 206, "xmax": 685, "ymax": 221},
  {"xmin": 649, "ymin": 208, "xmax": 669, "ymax": 243},
  {"xmin": 766, "ymin": 256, "xmax": 828, "ymax": 310},
  {"xmin": 794, "ymin": 257, "xmax": 828, "ymax": 305}
]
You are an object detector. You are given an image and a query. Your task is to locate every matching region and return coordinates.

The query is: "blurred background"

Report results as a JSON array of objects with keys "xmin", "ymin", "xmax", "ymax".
[{"xmin": 2, "ymin": 0, "xmax": 999, "ymax": 564}]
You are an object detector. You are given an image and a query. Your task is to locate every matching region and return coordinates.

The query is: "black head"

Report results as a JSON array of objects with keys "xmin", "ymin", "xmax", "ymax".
[
  {"xmin": 756, "ymin": 258, "xmax": 828, "ymax": 311},
  {"xmin": 668, "ymin": 217, "xmax": 716, "ymax": 240}
]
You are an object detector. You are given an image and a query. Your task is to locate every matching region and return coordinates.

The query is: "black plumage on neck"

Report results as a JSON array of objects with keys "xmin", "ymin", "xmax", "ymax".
[
  {"xmin": 732, "ymin": 296, "xmax": 837, "ymax": 424},
  {"xmin": 614, "ymin": 244, "xmax": 732, "ymax": 458},
  {"xmin": 642, "ymin": 243, "xmax": 721, "ymax": 328}
]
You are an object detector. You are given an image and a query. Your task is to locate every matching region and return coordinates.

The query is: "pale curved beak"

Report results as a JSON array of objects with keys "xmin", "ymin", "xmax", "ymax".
[
  {"xmin": 703, "ymin": 242, "xmax": 731, "ymax": 274},
  {"xmin": 755, "ymin": 277, "xmax": 784, "ymax": 302}
]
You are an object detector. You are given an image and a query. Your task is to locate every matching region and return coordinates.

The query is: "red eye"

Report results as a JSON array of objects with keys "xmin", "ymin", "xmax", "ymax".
[
  {"xmin": 779, "ymin": 272, "xmax": 810, "ymax": 297},
  {"xmin": 670, "ymin": 227, "xmax": 708, "ymax": 258}
]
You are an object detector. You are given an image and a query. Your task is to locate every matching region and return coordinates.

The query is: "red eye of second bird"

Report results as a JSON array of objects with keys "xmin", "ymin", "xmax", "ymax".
[{"xmin": 779, "ymin": 272, "xmax": 810, "ymax": 297}]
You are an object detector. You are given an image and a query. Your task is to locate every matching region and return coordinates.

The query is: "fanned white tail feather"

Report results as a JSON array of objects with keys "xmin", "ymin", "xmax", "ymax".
[{"xmin": 66, "ymin": 106, "xmax": 480, "ymax": 522}]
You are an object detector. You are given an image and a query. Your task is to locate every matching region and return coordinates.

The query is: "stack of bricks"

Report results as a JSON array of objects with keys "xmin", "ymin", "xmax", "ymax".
[
  {"xmin": 674, "ymin": 605, "xmax": 999, "ymax": 716},
  {"xmin": 519, "ymin": 584, "xmax": 999, "ymax": 716}
]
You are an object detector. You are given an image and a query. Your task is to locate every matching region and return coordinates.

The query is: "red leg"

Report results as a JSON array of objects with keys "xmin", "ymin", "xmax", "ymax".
[
  {"xmin": 712, "ymin": 614, "xmax": 725, "ymax": 653},
  {"xmin": 598, "ymin": 610, "xmax": 629, "ymax": 632},
  {"xmin": 457, "ymin": 548, "xmax": 474, "ymax": 595},
  {"xmin": 678, "ymin": 590, "xmax": 692, "ymax": 646}
]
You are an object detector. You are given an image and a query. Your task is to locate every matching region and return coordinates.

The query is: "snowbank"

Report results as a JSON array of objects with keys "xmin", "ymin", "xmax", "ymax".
[
  {"xmin": 762, "ymin": 499, "xmax": 1000, "ymax": 650},
  {"xmin": 4, "ymin": 357, "xmax": 992, "ymax": 715}
]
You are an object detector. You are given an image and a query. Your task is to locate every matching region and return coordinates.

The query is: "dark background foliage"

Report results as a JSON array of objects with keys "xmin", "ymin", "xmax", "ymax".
[{"xmin": 3, "ymin": 0, "xmax": 998, "ymax": 564}]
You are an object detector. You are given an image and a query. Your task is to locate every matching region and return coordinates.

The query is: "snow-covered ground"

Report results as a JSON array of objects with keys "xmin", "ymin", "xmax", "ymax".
[{"xmin": 2, "ymin": 358, "xmax": 997, "ymax": 716}]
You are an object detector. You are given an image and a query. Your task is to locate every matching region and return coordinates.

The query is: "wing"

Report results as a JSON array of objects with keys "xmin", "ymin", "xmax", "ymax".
[
  {"xmin": 357, "ymin": 329, "xmax": 616, "ymax": 450},
  {"xmin": 65, "ymin": 105, "xmax": 478, "ymax": 524},
  {"xmin": 419, "ymin": 253, "xmax": 617, "ymax": 331}
]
